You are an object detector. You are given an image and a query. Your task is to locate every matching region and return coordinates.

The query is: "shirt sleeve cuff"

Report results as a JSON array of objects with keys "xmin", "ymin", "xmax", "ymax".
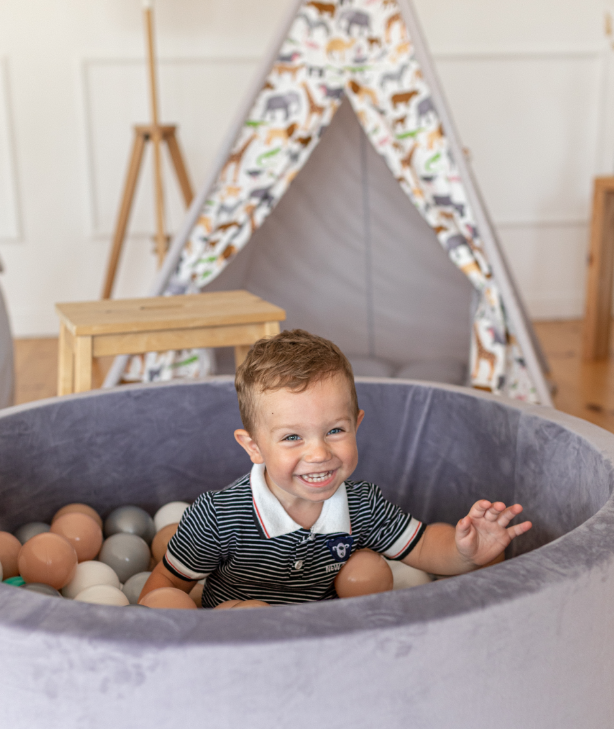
[
  {"xmin": 163, "ymin": 550, "xmax": 210, "ymax": 581},
  {"xmin": 383, "ymin": 519, "xmax": 426, "ymax": 560}
]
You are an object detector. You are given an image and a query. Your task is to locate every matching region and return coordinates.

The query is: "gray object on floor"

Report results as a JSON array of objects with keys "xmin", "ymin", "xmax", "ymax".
[
  {"xmin": 0, "ymin": 278, "xmax": 13, "ymax": 409},
  {"xmin": 0, "ymin": 378, "xmax": 612, "ymax": 728}
]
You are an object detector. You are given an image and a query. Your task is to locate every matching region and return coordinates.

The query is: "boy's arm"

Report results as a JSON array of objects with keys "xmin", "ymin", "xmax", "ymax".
[
  {"xmin": 402, "ymin": 500, "xmax": 532, "ymax": 575},
  {"xmin": 139, "ymin": 561, "xmax": 196, "ymax": 601}
]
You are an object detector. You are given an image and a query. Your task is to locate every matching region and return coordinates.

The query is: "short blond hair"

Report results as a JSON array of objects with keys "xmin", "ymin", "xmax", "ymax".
[{"xmin": 235, "ymin": 329, "xmax": 358, "ymax": 434}]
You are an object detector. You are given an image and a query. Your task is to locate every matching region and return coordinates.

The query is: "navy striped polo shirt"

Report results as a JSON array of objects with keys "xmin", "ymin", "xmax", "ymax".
[{"xmin": 164, "ymin": 463, "xmax": 426, "ymax": 607}]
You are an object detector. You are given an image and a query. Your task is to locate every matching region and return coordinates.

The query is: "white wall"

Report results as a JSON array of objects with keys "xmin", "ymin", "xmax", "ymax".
[{"xmin": 0, "ymin": 0, "xmax": 611, "ymax": 335}]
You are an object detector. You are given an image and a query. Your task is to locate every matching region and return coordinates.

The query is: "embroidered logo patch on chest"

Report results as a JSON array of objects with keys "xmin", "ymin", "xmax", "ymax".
[{"xmin": 326, "ymin": 535, "xmax": 354, "ymax": 563}]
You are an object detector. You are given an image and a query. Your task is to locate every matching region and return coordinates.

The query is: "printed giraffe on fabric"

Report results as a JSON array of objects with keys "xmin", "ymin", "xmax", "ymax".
[{"xmin": 131, "ymin": 0, "xmax": 537, "ymax": 403}]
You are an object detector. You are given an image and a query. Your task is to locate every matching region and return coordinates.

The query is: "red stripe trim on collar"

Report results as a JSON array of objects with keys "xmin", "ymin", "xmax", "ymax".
[{"xmin": 252, "ymin": 493, "xmax": 271, "ymax": 539}]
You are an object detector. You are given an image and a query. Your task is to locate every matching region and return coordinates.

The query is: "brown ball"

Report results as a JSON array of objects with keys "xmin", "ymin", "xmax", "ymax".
[
  {"xmin": 138, "ymin": 586, "xmax": 197, "ymax": 610},
  {"xmin": 232, "ymin": 600, "xmax": 270, "ymax": 609},
  {"xmin": 189, "ymin": 582, "xmax": 204, "ymax": 608},
  {"xmin": 334, "ymin": 549, "xmax": 393, "ymax": 598},
  {"xmin": 52, "ymin": 503, "xmax": 103, "ymax": 530},
  {"xmin": 213, "ymin": 599, "xmax": 242, "ymax": 610},
  {"xmin": 50, "ymin": 513, "xmax": 103, "ymax": 562},
  {"xmin": 151, "ymin": 523, "xmax": 178, "ymax": 564},
  {"xmin": 0, "ymin": 531, "xmax": 22, "ymax": 578},
  {"xmin": 18, "ymin": 532, "xmax": 78, "ymax": 589}
]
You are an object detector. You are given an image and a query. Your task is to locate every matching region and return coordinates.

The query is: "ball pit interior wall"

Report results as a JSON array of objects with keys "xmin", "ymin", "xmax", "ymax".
[{"xmin": 0, "ymin": 378, "xmax": 613, "ymax": 728}]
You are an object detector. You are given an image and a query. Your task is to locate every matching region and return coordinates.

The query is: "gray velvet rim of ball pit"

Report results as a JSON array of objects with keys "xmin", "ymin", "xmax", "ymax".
[{"xmin": 0, "ymin": 377, "xmax": 613, "ymax": 728}]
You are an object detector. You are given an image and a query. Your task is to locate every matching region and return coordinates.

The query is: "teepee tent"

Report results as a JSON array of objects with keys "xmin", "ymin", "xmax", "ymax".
[{"xmin": 106, "ymin": 0, "xmax": 552, "ymax": 406}]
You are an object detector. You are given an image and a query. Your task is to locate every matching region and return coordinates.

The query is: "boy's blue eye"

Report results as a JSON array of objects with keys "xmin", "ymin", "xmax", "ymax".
[
  {"xmin": 283, "ymin": 434, "xmax": 300, "ymax": 441},
  {"xmin": 328, "ymin": 428, "xmax": 343, "ymax": 435}
]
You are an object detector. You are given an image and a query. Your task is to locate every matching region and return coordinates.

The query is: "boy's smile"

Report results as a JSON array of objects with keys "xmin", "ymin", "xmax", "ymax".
[{"xmin": 234, "ymin": 374, "xmax": 364, "ymax": 526}]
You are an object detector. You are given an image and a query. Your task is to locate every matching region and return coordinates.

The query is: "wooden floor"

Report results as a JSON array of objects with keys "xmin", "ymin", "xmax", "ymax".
[{"xmin": 13, "ymin": 320, "xmax": 614, "ymax": 433}]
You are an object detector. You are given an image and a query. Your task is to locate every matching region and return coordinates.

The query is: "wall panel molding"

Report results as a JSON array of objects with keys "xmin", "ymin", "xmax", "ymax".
[{"xmin": 0, "ymin": 58, "xmax": 22, "ymax": 242}]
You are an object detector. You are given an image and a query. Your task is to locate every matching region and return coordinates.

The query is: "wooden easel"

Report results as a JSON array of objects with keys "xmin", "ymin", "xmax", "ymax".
[
  {"xmin": 102, "ymin": 0, "xmax": 193, "ymax": 299},
  {"xmin": 583, "ymin": 177, "xmax": 614, "ymax": 360}
]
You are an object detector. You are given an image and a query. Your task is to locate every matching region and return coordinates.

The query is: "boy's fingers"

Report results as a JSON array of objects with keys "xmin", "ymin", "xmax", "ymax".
[
  {"xmin": 496, "ymin": 504, "xmax": 523, "ymax": 528},
  {"xmin": 468, "ymin": 500, "xmax": 491, "ymax": 519},
  {"xmin": 456, "ymin": 516, "xmax": 472, "ymax": 536},
  {"xmin": 484, "ymin": 502, "xmax": 507, "ymax": 522},
  {"xmin": 506, "ymin": 521, "xmax": 532, "ymax": 539}
]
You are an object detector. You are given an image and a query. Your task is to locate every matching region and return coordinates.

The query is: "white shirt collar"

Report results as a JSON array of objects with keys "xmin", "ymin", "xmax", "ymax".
[{"xmin": 250, "ymin": 463, "xmax": 352, "ymax": 538}]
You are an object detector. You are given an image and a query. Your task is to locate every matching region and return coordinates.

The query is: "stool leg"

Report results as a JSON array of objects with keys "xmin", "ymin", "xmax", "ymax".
[
  {"xmin": 74, "ymin": 336, "xmax": 93, "ymax": 393},
  {"xmin": 58, "ymin": 323, "xmax": 74, "ymax": 396},
  {"xmin": 234, "ymin": 345, "xmax": 251, "ymax": 369}
]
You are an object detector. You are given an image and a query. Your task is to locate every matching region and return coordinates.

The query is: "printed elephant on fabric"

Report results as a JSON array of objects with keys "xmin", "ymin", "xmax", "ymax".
[
  {"xmin": 263, "ymin": 92, "xmax": 301, "ymax": 121},
  {"xmin": 339, "ymin": 9, "xmax": 372, "ymax": 35}
]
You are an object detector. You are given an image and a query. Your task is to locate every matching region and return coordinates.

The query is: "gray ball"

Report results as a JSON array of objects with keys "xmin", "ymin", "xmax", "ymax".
[
  {"xmin": 104, "ymin": 506, "xmax": 155, "ymax": 544},
  {"xmin": 122, "ymin": 571, "xmax": 151, "ymax": 605},
  {"xmin": 99, "ymin": 533, "xmax": 151, "ymax": 584},
  {"xmin": 22, "ymin": 583, "xmax": 62, "ymax": 598},
  {"xmin": 14, "ymin": 522, "xmax": 50, "ymax": 544}
]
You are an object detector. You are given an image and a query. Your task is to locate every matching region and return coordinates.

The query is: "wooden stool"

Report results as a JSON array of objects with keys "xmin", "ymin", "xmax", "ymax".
[
  {"xmin": 55, "ymin": 290, "xmax": 286, "ymax": 395},
  {"xmin": 583, "ymin": 177, "xmax": 614, "ymax": 360}
]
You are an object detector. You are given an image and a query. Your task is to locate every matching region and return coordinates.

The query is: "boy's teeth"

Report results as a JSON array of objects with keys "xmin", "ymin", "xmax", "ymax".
[{"xmin": 302, "ymin": 471, "xmax": 332, "ymax": 483}]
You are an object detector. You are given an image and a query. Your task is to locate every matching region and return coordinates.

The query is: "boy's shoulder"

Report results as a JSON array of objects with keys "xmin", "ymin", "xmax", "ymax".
[
  {"xmin": 344, "ymin": 479, "xmax": 384, "ymax": 502},
  {"xmin": 192, "ymin": 472, "xmax": 253, "ymax": 508}
]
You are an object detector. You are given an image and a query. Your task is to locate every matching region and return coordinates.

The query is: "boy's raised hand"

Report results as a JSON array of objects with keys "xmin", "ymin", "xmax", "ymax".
[{"xmin": 455, "ymin": 500, "xmax": 532, "ymax": 567}]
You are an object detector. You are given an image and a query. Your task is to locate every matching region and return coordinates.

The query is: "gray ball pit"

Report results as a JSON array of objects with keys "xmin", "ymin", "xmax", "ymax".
[{"xmin": 0, "ymin": 377, "xmax": 613, "ymax": 729}]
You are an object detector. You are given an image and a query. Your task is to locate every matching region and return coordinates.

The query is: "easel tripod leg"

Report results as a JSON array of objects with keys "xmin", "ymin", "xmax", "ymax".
[{"xmin": 101, "ymin": 131, "xmax": 147, "ymax": 299}]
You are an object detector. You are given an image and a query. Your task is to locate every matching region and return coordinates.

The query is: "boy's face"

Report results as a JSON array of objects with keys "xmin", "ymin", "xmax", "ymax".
[{"xmin": 234, "ymin": 374, "xmax": 364, "ymax": 506}]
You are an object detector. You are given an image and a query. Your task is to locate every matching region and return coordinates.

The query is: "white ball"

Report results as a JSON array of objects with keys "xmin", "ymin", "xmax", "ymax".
[
  {"xmin": 74, "ymin": 584, "xmax": 129, "ymax": 606},
  {"xmin": 386, "ymin": 559, "xmax": 433, "ymax": 590},
  {"xmin": 153, "ymin": 501, "xmax": 190, "ymax": 532},
  {"xmin": 62, "ymin": 560, "xmax": 121, "ymax": 599}
]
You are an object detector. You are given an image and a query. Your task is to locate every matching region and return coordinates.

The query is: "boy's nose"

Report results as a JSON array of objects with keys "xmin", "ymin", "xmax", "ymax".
[{"xmin": 305, "ymin": 440, "xmax": 332, "ymax": 462}]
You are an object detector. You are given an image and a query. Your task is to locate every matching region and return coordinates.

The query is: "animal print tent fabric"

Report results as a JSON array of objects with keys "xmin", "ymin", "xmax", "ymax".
[{"xmin": 130, "ymin": 0, "xmax": 537, "ymax": 403}]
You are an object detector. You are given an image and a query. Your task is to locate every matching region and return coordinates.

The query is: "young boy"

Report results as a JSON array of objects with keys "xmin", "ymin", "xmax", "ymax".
[{"xmin": 140, "ymin": 329, "xmax": 531, "ymax": 607}]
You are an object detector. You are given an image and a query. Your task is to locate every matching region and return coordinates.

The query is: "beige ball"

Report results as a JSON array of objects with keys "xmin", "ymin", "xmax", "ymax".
[
  {"xmin": 153, "ymin": 502, "xmax": 189, "ymax": 532},
  {"xmin": 62, "ymin": 560, "xmax": 121, "ymax": 599},
  {"xmin": 386, "ymin": 559, "xmax": 432, "ymax": 590},
  {"xmin": 74, "ymin": 584, "xmax": 129, "ymax": 606}
]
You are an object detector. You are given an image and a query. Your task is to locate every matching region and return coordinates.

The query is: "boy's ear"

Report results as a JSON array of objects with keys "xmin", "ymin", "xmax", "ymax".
[
  {"xmin": 356, "ymin": 409, "xmax": 365, "ymax": 429},
  {"xmin": 234, "ymin": 429, "xmax": 265, "ymax": 464}
]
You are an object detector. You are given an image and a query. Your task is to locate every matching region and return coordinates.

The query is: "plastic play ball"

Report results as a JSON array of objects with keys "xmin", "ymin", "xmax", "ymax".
[
  {"xmin": 50, "ymin": 513, "xmax": 103, "ymax": 562},
  {"xmin": 61, "ymin": 560, "xmax": 121, "ymax": 600},
  {"xmin": 104, "ymin": 506, "xmax": 156, "ymax": 545},
  {"xmin": 151, "ymin": 523, "xmax": 178, "ymax": 564},
  {"xmin": 22, "ymin": 583, "xmax": 62, "ymax": 598},
  {"xmin": 139, "ymin": 586, "xmax": 197, "ymax": 610},
  {"xmin": 14, "ymin": 522, "xmax": 50, "ymax": 545},
  {"xmin": 74, "ymin": 584, "xmax": 129, "ymax": 607},
  {"xmin": 189, "ymin": 581, "xmax": 205, "ymax": 607},
  {"xmin": 335, "ymin": 549, "xmax": 393, "ymax": 598},
  {"xmin": 0, "ymin": 531, "xmax": 22, "ymax": 578},
  {"xmin": 0, "ymin": 561, "xmax": 3, "ymax": 581},
  {"xmin": 233, "ymin": 600, "xmax": 270, "ymax": 609},
  {"xmin": 213, "ymin": 600, "xmax": 242, "ymax": 610},
  {"xmin": 4, "ymin": 575, "xmax": 25, "ymax": 587},
  {"xmin": 18, "ymin": 532, "xmax": 78, "ymax": 590},
  {"xmin": 153, "ymin": 502, "xmax": 189, "ymax": 533},
  {"xmin": 122, "ymin": 571, "xmax": 152, "ymax": 605},
  {"xmin": 386, "ymin": 559, "xmax": 432, "ymax": 590},
  {"xmin": 52, "ymin": 503, "xmax": 103, "ymax": 530},
  {"xmin": 99, "ymin": 533, "xmax": 150, "ymax": 584}
]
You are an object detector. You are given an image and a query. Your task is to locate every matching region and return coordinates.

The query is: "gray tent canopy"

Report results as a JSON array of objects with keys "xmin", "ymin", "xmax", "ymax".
[{"xmin": 105, "ymin": 0, "xmax": 552, "ymax": 406}]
